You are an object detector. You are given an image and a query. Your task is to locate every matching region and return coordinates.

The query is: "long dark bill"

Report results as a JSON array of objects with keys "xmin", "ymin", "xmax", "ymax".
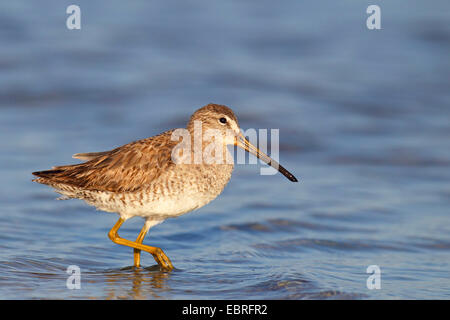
[{"xmin": 235, "ymin": 132, "xmax": 298, "ymax": 182}]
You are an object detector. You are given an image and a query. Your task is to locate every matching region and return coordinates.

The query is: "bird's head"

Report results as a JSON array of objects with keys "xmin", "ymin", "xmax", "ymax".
[{"xmin": 185, "ymin": 103, "xmax": 298, "ymax": 182}]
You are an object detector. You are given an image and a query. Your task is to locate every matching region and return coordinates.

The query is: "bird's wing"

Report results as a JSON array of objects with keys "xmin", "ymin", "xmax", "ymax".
[{"xmin": 33, "ymin": 130, "xmax": 177, "ymax": 193}]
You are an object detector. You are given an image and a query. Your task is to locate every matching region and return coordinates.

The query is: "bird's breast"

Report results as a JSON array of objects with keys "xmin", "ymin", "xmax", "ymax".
[{"xmin": 123, "ymin": 163, "xmax": 234, "ymax": 219}]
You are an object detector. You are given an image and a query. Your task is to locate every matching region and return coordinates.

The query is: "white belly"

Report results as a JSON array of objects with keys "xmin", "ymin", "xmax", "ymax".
[
  {"xmin": 75, "ymin": 187, "xmax": 219, "ymax": 221},
  {"xmin": 122, "ymin": 191, "xmax": 216, "ymax": 220}
]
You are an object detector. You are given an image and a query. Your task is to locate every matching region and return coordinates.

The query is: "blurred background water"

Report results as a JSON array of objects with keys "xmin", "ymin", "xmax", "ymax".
[{"xmin": 0, "ymin": 0, "xmax": 449, "ymax": 299}]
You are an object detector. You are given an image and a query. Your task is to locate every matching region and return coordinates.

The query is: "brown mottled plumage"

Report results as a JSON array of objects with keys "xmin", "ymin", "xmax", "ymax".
[
  {"xmin": 33, "ymin": 130, "xmax": 177, "ymax": 193},
  {"xmin": 32, "ymin": 103, "xmax": 297, "ymax": 270}
]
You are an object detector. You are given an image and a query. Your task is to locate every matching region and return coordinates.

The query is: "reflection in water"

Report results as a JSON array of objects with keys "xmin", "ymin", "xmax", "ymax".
[{"xmin": 103, "ymin": 266, "xmax": 173, "ymax": 299}]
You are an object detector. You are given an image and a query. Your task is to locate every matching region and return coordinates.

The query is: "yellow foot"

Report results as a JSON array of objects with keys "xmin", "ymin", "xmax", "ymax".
[
  {"xmin": 134, "ymin": 248, "xmax": 173, "ymax": 270},
  {"xmin": 151, "ymin": 247, "xmax": 174, "ymax": 271}
]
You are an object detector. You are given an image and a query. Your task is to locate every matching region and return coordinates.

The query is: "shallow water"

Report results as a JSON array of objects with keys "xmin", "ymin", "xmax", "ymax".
[{"xmin": 0, "ymin": 1, "xmax": 449, "ymax": 299}]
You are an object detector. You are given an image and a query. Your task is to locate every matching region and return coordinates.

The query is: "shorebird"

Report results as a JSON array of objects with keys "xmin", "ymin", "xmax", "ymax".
[{"xmin": 33, "ymin": 103, "xmax": 297, "ymax": 270}]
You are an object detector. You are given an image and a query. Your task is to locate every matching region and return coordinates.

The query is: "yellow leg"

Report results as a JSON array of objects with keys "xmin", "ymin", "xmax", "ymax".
[
  {"xmin": 134, "ymin": 224, "xmax": 149, "ymax": 267},
  {"xmin": 108, "ymin": 218, "xmax": 174, "ymax": 270}
]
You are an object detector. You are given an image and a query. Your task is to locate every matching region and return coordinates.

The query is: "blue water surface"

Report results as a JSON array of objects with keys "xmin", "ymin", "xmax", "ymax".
[{"xmin": 0, "ymin": 0, "xmax": 449, "ymax": 299}]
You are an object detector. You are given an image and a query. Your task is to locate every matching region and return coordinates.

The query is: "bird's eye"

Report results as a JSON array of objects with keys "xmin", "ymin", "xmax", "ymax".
[{"xmin": 219, "ymin": 117, "xmax": 227, "ymax": 124}]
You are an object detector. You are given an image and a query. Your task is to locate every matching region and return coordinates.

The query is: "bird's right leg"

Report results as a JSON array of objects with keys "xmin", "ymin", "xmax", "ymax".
[
  {"xmin": 108, "ymin": 218, "xmax": 174, "ymax": 270},
  {"xmin": 133, "ymin": 223, "xmax": 150, "ymax": 267}
]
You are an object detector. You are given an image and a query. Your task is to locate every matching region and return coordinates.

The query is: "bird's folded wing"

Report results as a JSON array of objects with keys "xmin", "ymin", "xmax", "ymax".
[{"xmin": 33, "ymin": 130, "xmax": 177, "ymax": 193}]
